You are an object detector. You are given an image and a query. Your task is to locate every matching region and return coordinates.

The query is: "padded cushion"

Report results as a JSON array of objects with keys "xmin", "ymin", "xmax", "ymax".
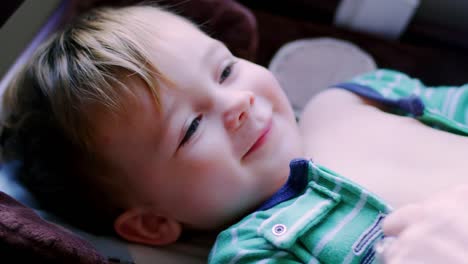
[
  {"xmin": 0, "ymin": 163, "xmax": 106, "ymax": 263},
  {"xmin": 269, "ymin": 38, "xmax": 376, "ymax": 116}
]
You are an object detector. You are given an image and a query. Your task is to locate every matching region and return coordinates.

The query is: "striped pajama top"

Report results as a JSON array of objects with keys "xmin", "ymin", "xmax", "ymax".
[{"xmin": 208, "ymin": 69, "xmax": 468, "ymax": 264}]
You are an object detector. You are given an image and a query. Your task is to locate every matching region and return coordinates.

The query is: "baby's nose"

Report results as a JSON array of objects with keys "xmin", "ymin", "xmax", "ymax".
[{"xmin": 223, "ymin": 91, "xmax": 255, "ymax": 131}]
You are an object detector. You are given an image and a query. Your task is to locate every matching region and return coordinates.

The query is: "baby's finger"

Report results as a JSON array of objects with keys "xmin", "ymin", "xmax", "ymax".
[{"xmin": 382, "ymin": 204, "xmax": 424, "ymax": 236}]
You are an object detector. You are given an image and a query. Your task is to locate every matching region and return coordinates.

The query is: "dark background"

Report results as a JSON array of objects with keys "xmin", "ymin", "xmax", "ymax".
[
  {"xmin": 2, "ymin": 0, "xmax": 468, "ymax": 86},
  {"xmin": 0, "ymin": 0, "xmax": 24, "ymax": 26},
  {"xmin": 238, "ymin": 0, "xmax": 468, "ymax": 86}
]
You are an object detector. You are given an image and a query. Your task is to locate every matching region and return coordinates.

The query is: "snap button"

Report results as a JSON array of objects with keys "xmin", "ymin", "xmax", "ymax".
[{"xmin": 272, "ymin": 224, "xmax": 287, "ymax": 236}]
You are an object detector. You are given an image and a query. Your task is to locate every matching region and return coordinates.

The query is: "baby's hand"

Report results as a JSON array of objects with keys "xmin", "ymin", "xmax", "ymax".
[{"xmin": 381, "ymin": 185, "xmax": 468, "ymax": 263}]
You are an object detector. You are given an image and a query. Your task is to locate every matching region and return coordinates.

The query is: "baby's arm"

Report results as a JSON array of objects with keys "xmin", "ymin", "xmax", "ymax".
[
  {"xmin": 300, "ymin": 69, "xmax": 468, "ymax": 147},
  {"xmin": 382, "ymin": 185, "xmax": 468, "ymax": 263},
  {"xmin": 349, "ymin": 69, "xmax": 468, "ymax": 131}
]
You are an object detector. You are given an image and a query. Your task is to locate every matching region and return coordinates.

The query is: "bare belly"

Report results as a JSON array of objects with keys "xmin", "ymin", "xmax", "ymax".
[{"xmin": 300, "ymin": 89, "xmax": 468, "ymax": 208}]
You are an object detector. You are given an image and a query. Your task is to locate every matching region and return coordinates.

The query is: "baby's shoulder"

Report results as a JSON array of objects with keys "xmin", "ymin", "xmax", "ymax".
[
  {"xmin": 305, "ymin": 88, "xmax": 366, "ymax": 108},
  {"xmin": 299, "ymin": 88, "xmax": 385, "ymax": 128},
  {"xmin": 301, "ymin": 69, "xmax": 417, "ymax": 116}
]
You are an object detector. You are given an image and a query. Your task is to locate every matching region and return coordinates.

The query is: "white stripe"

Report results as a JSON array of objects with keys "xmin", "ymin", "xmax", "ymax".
[
  {"xmin": 257, "ymin": 188, "xmax": 313, "ymax": 234},
  {"xmin": 376, "ymin": 70, "xmax": 383, "ymax": 80},
  {"xmin": 332, "ymin": 177, "xmax": 343, "ymax": 194},
  {"xmin": 381, "ymin": 87, "xmax": 391, "ymax": 97},
  {"xmin": 312, "ymin": 172, "xmax": 319, "ymax": 182},
  {"xmin": 313, "ymin": 191, "xmax": 369, "ymax": 256},
  {"xmin": 308, "ymin": 257, "xmax": 320, "ymax": 264},
  {"xmin": 389, "ymin": 74, "xmax": 402, "ymax": 88},
  {"xmin": 428, "ymin": 108, "xmax": 441, "ymax": 115},
  {"xmin": 360, "ymin": 80, "xmax": 371, "ymax": 86},
  {"xmin": 464, "ymin": 108, "xmax": 468, "ymax": 125},
  {"xmin": 413, "ymin": 82, "xmax": 422, "ymax": 95},
  {"xmin": 257, "ymin": 251, "xmax": 288, "ymax": 264},
  {"xmin": 275, "ymin": 200, "xmax": 332, "ymax": 244},
  {"xmin": 424, "ymin": 89, "xmax": 433, "ymax": 98},
  {"xmin": 342, "ymin": 248, "xmax": 356, "ymax": 264},
  {"xmin": 229, "ymin": 249, "xmax": 248, "ymax": 264},
  {"xmin": 230, "ymin": 228, "xmax": 238, "ymax": 244},
  {"xmin": 448, "ymin": 88, "xmax": 466, "ymax": 119},
  {"xmin": 382, "ymin": 75, "xmax": 402, "ymax": 97},
  {"xmin": 231, "ymin": 212, "xmax": 258, "ymax": 245},
  {"xmin": 309, "ymin": 162, "xmax": 320, "ymax": 182},
  {"xmin": 456, "ymin": 122, "xmax": 468, "ymax": 128},
  {"xmin": 309, "ymin": 162, "xmax": 320, "ymax": 171},
  {"xmin": 396, "ymin": 74, "xmax": 403, "ymax": 83},
  {"xmin": 353, "ymin": 215, "xmax": 384, "ymax": 255},
  {"xmin": 240, "ymin": 212, "xmax": 258, "ymax": 228},
  {"xmin": 211, "ymin": 239, "xmax": 219, "ymax": 256},
  {"xmin": 311, "ymin": 166, "xmax": 319, "ymax": 182},
  {"xmin": 442, "ymin": 88, "xmax": 456, "ymax": 116}
]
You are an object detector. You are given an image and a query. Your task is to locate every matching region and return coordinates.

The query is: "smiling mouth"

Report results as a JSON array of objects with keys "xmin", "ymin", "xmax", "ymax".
[{"xmin": 243, "ymin": 119, "xmax": 273, "ymax": 159}]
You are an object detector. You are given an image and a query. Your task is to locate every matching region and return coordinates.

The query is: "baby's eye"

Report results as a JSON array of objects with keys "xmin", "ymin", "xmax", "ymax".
[
  {"xmin": 180, "ymin": 115, "xmax": 202, "ymax": 147},
  {"xmin": 219, "ymin": 61, "xmax": 237, "ymax": 84}
]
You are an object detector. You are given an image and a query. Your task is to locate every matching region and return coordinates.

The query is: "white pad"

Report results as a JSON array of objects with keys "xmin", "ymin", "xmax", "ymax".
[{"xmin": 269, "ymin": 38, "xmax": 376, "ymax": 116}]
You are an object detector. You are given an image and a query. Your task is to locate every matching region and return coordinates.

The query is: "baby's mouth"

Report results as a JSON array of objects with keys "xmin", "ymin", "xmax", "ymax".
[{"xmin": 242, "ymin": 118, "xmax": 273, "ymax": 160}]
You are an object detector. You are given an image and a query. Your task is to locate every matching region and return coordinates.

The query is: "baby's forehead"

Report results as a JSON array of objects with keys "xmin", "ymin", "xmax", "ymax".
[
  {"xmin": 87, "ymin": 82, "xmax": 164, "ymax": 158},
  {"xmin": 111, "ymin": 75, "xmax": 163, "ymax": 119},
  {"xmin": 86, "ymin": 6, "xmax": 215, "ymax": 146},
  {"xmin": 132, "ymin": 6, "xmax": 203, "ymax": 40}
]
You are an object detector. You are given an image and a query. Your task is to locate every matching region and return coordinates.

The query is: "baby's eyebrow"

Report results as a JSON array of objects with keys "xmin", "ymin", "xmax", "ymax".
[
  {"xmin": 201, "ymin": 40, "xmax": 226, "ymax": 65},
  {"xmin": 160, "ymin": 95, "xmax": 186, "ymax": 156}
]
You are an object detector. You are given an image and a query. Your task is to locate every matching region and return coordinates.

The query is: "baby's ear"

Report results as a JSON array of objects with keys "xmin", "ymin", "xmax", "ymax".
[{"xmin": 114, "ymin": 208, "xmax": 182, "ymax": 246}]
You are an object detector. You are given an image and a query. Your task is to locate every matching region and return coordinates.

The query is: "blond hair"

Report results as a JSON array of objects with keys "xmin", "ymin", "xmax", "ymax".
[
  {"xmin": 0, "ymin": 4, "xmax": 185, "ymax": 233},
  {"xmin": 4, "ymin": 5, "xmax": 179, "ymax": 150}
]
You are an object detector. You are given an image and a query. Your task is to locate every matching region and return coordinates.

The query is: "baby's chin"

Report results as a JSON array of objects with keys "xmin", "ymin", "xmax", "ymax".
[
  {"xmin": 256, "ymin": 165, "xmax": 290, "ymax": 203},
  {"xmin": 271, "ymin": 169, "xmax": 290, "ymax": 192}
]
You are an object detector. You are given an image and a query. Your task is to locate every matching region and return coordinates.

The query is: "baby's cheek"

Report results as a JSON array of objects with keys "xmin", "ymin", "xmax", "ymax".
[
  {"xmin": 257, "ymin": 71, "xmax": 292, "ymax": 111},
  {"xmin": 178, "ymin": 170, "xmax": 246, "ymax": 229}
]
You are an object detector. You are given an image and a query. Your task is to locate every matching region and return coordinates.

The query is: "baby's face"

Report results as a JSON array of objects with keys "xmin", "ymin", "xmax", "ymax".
[{"xmin": 93, "ymin": 15, "xmax": 302, "ymax": 230}]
